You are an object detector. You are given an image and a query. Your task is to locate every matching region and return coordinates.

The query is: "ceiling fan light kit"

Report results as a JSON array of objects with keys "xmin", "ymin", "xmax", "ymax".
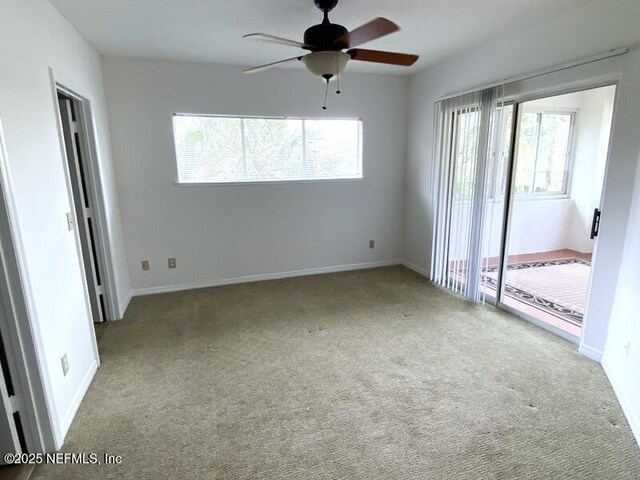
[
  {"xmin": 302, "ymin": 51, "xmax": 350, "ymax": 80},
  {"xmin": 243, "ymin": 0, "xmax": 418, "ymax": 109}
]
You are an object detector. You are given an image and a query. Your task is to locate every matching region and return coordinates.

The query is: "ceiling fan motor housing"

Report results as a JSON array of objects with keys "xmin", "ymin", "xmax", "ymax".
[{"xmin": 304, "ymin": 23, "xmax": 349, "ymax": 51}]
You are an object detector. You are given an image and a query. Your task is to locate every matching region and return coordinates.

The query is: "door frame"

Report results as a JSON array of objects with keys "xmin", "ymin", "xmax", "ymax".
[
  {"xmin": 57, "ymin": 92, "xmax": 107, "ymax": 323},
  {"xmin": 492, "ymin": 80, "xmax": 621, "ymax": 344},
  {"xmin": 49, "ymin": 68, "xmax": 119, "ymax": 322}
]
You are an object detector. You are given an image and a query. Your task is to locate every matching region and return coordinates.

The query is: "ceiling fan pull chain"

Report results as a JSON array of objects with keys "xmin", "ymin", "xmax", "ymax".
[
  {"xmin": 335, "ymin": 52, "xmax": 341, "ymax": 94},
  {"xmin": 322, "ymin": 78, "xmax": 329, "ymax": 110}
]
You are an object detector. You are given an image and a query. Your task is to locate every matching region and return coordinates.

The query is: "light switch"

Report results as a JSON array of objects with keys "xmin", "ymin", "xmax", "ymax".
[{"xmin": 66, "ymin": 212, "xmax": 74, "ymax": 231}]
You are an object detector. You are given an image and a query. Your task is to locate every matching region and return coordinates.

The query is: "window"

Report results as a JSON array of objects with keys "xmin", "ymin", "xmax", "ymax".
[
  {"xmin": 513, "ymin": 111, "xmax": 574, "ymax": 195},
  {"xmin": 172, "ymin": 114, "xmax": 363, "ymax": 184}
]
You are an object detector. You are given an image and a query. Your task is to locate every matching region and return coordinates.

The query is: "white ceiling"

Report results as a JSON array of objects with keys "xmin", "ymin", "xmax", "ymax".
[{"xmin": 49, "ymin": 0, "xmax": 592, "ymax": 74}]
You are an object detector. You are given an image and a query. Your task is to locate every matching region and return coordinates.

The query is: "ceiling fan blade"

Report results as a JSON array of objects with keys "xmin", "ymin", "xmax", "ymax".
[
  {"xmin": 347, "ymin": 48, "xmax": 418, "ymax": 66},
  {"xmin": 243, "ymin": 33, "xmax": 312, "ymax": 49},
  {"xmin": 243, "ymin": 56, "xmax": 303, "ymax": 74},
  {"xmin": 338, "ymin": 17, "xmax": 399, "ymax": 48}
]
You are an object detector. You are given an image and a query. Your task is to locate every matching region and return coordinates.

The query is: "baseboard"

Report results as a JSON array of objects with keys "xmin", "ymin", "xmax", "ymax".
[
  {"xmin": 131, "ymin": 259, "xmax": 403, "ymax": 297},
  {"xmin": 401, "ymin": 260, "xmax": 430, "ymax": 278},
  {"xmin": 118, "ymin": 290, "xmax": 132, "ymax": 319},
  {"xmin": 56, "ymin": 360, "xmax": 98, "ymax": 449},
  {"xmin": 602, "ymin": 356, "xmax": 640, "ymax": 447},
  {"xmin": 578, "ymin": 343, "xmax": 603, "ymax": 362}
]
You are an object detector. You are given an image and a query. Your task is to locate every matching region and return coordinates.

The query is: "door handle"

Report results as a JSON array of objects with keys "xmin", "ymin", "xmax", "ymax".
[{"xmin": 590, "ymin": 208, "xmax": 601, "ymax": 239}]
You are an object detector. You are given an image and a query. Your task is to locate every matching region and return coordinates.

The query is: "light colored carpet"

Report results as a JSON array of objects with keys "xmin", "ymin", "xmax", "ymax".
[
  {"xmin": 32, "ymin": 266, "xmax": 639, "ymax": 479},
  {"xmin": 0, "ymin": 464, "xmax": 34, "ymax": 480}
]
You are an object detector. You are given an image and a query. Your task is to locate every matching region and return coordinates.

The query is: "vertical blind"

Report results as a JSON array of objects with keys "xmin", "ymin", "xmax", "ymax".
[{"xmin": 430, "ymin": 86, "xmax": 511, "ymax": 301}]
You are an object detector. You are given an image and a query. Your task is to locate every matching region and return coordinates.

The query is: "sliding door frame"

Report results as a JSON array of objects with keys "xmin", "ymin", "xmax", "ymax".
[
  {"xmin": 492, "ymin": 80, "xmax": 620, "ymax": 343},
  {"xmin": 493, "ymin": 102, "xmax": 520, "ymax": 306}
]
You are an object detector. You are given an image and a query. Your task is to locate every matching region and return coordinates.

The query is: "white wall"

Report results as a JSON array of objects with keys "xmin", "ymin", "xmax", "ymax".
[
  {"xmin": 403, "ymin": 0, "xmax": 640, "ymax": 360},
  {"xmin": 102, "ymin": 57, "xmax": 408, "ymax": 292},
  {"xmin": 448, "ymin": 199, "xmax": 574, "ymax": 261},
  {"xmin": 0, "ymin": 0, "xmax": 130, "ymax": 448},
  {"xmin": 603, "ymin": 150, "xmax": 640, "ymax": 445}
]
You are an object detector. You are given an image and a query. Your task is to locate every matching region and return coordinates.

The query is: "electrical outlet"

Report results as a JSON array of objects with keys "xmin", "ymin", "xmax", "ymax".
[
  {"xmin": 141, "ymin": 260, "xmax": 150, "ymax": 271},
  {"xmin": 168, "ymin": 257, "xmax": 177, "ymax": 269},
  {"xmin": 369, "ymin": 240, "xmax": 375, "ymax": 249},
  {"xmin": 61, "ymin": 354, "xmax": 69, "ymax": 376}
]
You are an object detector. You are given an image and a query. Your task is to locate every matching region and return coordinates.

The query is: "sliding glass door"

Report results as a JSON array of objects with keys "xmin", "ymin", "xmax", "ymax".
[
  {"xmin": 431, "ymin": 82, "xmax": 617, "ymax": 340},
  {"xmin": 496, "ymin": 85, "xmax": 617, "ymax": 338}
]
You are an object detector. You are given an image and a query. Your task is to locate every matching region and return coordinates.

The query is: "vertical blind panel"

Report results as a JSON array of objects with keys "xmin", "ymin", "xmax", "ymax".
[
  {"xmin": 173, "ymin": 115, "xmax": 362, "ymax": 183},
  {"xmin": 431, "ymin": 87, "xmax": 509, "ymax": 302}
]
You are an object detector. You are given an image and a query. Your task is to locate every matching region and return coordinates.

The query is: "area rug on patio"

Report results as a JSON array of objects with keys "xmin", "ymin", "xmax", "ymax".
[{"xmin": 482, "ymin": 258, "xmax": 591, "ymax": 325}]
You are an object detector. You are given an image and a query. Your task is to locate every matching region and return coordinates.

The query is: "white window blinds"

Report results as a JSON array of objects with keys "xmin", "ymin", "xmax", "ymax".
[{"xmin": 172, "ymin": 115, "xmax": 362, "ymax": 184}]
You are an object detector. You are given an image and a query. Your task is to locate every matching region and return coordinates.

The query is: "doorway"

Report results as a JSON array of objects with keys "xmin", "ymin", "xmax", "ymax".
[
  {"xmin": 56, "ymin": 89, "xmax": 110, "ymax": 323},
  {"xmin": 490, "ymin": 85, "xmax": 617, "ymax": 339},
  {"xmin": 432, "ymin": 82, "xmax": 618, "ymax": 342}
]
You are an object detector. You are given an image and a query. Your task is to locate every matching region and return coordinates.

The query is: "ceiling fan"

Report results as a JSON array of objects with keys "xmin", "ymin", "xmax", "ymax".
[{"xmin": 243, "ymin": 0, "xmax": 418, "ymax": 109}]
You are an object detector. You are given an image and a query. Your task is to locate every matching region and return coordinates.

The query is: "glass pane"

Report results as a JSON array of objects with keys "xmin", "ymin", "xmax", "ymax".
[
  {"xmin": 513, "ymin": 112, "xmax": 538, "ymax": 194},
  {"xmin": 495, "ymin": 105, "xmax": 514, "ymax": 197},
  {"xmin": 173, "ymin": 115, "xmax": 243, "ymax": 183},
  {"xmin": 480, "ymin": 104, "xmax": 513, "ymax": 301},
  {"xmin": 173, "ymin": 116, "xmax": 362, "ymax": 183},
  {"xmin": 533, "ymin": 113, "xmax": 571, "ymax": 193},
  {"xmin": 243, "ymin": 118, "xmax": 303, "ymax": 181},
  {"xmin": 304, "ymin": 120, "xmax": 362, "ymax": 179},
  {"xmin": 493, "ymin": 86, "xmax": 616, "ymax": 337}
]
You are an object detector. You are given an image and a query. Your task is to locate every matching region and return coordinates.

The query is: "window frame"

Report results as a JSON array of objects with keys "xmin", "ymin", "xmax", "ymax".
[
  {"xmin": 486, "ymin": 106, "xmax": 577, "ymax": 202},
  {"xmin": 171, "ymin": 113, "xmax": 364, "ymax": 186},
  {"xmin": 509, "ymin": 109, "xmax": 577, "ymax": 200}
]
